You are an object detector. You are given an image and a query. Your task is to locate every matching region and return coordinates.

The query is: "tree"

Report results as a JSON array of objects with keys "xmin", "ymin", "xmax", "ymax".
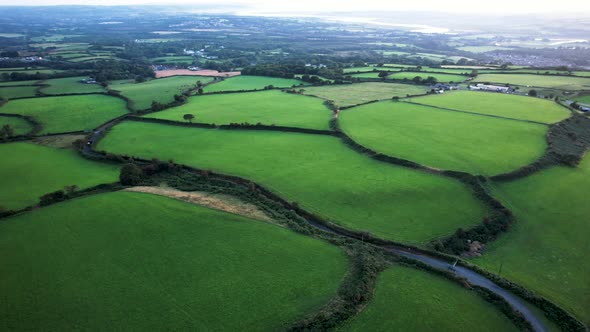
[
  {"xmin": 378, "ymin": 71, "xmax": 389, "ymax": 79},
  {"xmin": 197, "ymin": 88, "xmax": 204, "ymax": 95},
  {"xmin": 0, "ymin": 124, "xmax": 14, "ymax": 140},
  {"xmin": 528, "ymin": 89, "xmax": 538, "ymax": 97},
  {"xmin": 119, "ymin": 163, "xmax": 144, "ymax": 185},
  {"xmin": 64, "ymin": 185, "xmax": 78, "ymax": 194},
  {"xmin": 39, "ymin": 190, "xmax": 67, "ymax": 206},
  {"xmin": 183, "ymin": 114, "xmax": 195, "ymax": 123},
  {"xmin": 151, "ymin": 100, "xmax": 165, "ymax": 112}
]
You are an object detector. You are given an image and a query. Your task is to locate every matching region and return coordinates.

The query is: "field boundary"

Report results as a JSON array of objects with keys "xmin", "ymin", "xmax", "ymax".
[
  {"xmin": 491, "ymin": 114, "xmax": 590, "ymax": 181},
  {"xmin": 0, "ymin": 112, "xmax": 43, "ymax": 137},
  {"xmin": 401, "ymin": 100, "xmax": 550, "ymax": 125},
  {"xmin": 126, "ymin": 116, "xmax": 338, "ymax": 136}
]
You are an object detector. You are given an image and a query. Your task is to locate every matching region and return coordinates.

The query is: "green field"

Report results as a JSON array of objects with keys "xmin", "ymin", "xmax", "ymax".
[
  {"xmin": 475, "ymin": 74, "xmax": 590, "ymax": 90},
  {"xmin": 572, "ymin": 71, "xmax": 590, "ymax": 77},
  {"xmin": 458, "ymin": 46, "xmax": 514, "ymax": 53},
  {"xmin": 574, "ymin": 94, "xmax": 590, "ymax": 104},
  {"xmin": 301, "ymin": 82, "xmax": 428, "ymax": 107},
  {"xmin": 0, "ymin": 191, "xmax": 347, "ymax": 330},
  {"xmin": 0, "ymin": 116, "xmax": 32, "ymax": 136},
  {"xmin": 0, "ymin": 33, "xmax": 25, "ymax": 38},
  {"xmin": 70, "ymin": 56, "xmax": 114, "ymax": 62},
  {"xmin": 340, "ymin": 266, "xmax": 517, "ymax": 331},
  {"xmin": 146, "ymin": 90, "xmax": 332, "ymax": 129},
  {"xmin": 0, "ymin": 95, "xmax": 128, "ymax": 134},
  {"xmin": 110, "ymin": 76, "xmax": 214, "ymax": 110},
  {"xmin": 203, "ymin": 76, "xmax": 307, "ymax": 93},
  {"xmin": 350, "ymin": 72, "xmax": 387, "ymax": 79},
  {"xmin": 409, "ymin": 91, "xmax": 571, "ymax": 124},
  {"xmin": 0, "ymin": 68, "xmax": 64, "ymax": 75},
  {"xmin": 343, "ymin": 66, "xmax": 397, "ymax": 73},
  {"xmin": 0, "ymin": 80, "xmax": 41, "ymax": 86},
  {"xmin": 40, "ymin": 76, "xmax": 106, "ymax": 94},
  {"xmin": 98, "ymin": 121, "xmax": 487, "ymax": 244},
  {"xmin": 53, "ymin": 52, "xmax": 90, "ymax": 59},
  {"xmin": 340, "ymin": 101, "xmax": 547, "ymax": 175},
  {"xmin": 418, "ymin": 67, "xmax": 473, "ymax": 74},
  {"xmin": 0, "ymin": 142, "xmax": 119, "ymax": 210},
  {"xmin": 476, "ymin": 155, "xmax": 590, "ymax": 325},
  {"xmin": 150, "ymin": 56, "xmax": 195, "ymax": 64},
  {"xmin": 0, "ymin": 86, "xmax": 38, "ymax": 99},
  {"xmin": 30, "ymin": 34, "xmax": 83, "ymax": 42},
  {"xmin": 388, "ymin": 71, "xmax": 468, "ymax": 83}
]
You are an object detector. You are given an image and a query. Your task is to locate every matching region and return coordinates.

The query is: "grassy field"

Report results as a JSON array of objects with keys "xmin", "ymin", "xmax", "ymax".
[
  {"xmin": 476, "ymin": 155, "xmax": 590, "ymax": 326},
  {"xmin": 0, "ymin": 142, "xmax": 119, "ymax": 210},
  {"xmin": 474, "ymin": 74, "xmax": 590, "ymax": 90},
  {"xmin": 0, "ymin": 68, "xmax": 65, "ymax": 75},
  {"xmin": 40, "ymin": 76, "xmax": 106, "ymax": 94},
  {"xmin": 387, "ymin": 71, "xmax": 468, "ymax": 83},
  {"xmin": 203, "ymin": 76, "xmax": 307, "ymax": 93},
  {"xmin": 98, "ymin": 121, "xmax": 487, "ymax": 244},
  {"xmin": 339, "ymin": 266, "xmax": 517, "ymax": 331},
  {"xmin": 0, "ymin": 116, "xmax": 32, "ymax": 136},
  {"xmin": 110, "ymin": 76, "xmax": 214, "ymax": 111},
  {"xmin": 343, "ymin": 66, "xmax": 402, "ymax": 73},
  {"xmin": 574, "ymin": 94, "xmax": 590, "ymax": 104},
  {"xmin": 0, "ymin": 95, "xmax": 128, "ymax": 134},
  {"xmin": 418, "ymin": 67, "xmax": 473, "ymax": 74},
  {"xmin": 150, "ymin": 56, "xmax": 195, "ymax": 64},
  {"xmin": 350, "ymin": 72, "xmax": 388, "ymax": 79},
  {"xmin": 409, "ymin": 91, "xmax": 571, "ymax": 124},
  {"xmin": 572, "ymin": 71, "xmax": 590, "ymax": 77},
  {"xmin": 0, "ymin": 191, "xmax": 347, "ymax": 330},
  {"xmin": 70, "ymin": 56, "xmax": 114, "ymax": 62},
  {"xmin": 0, "ymin": 33, "xmax": 25, "ymax": 38},
  {"xmin": 458, "ymin": 46, "xmax": 514, "ymax": 53},
  {"xmin": 0, "ymin": 86, "xmax": 38, "ymax": 99},
  {"xmin": 145, "ymin": 90, "xmax": 332, "ymax": 129},
  {"xmin": 0, "ymin": 80, "xmax": 41, "ymax": 86},
  {"xmin": 54, "ymin": 52, "xmax": 90, "ymax": 59},
  {"xmin": 340, "ymin": 101, "xmax": 548, "ymax": 175},
  {"xmin": 301, "ymin": 83, "xmax": 428, "ymax": 107}
]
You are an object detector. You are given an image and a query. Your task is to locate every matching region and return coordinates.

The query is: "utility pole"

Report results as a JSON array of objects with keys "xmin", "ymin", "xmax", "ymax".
[{"xmin": 498, "ymin": 262, "xmax": 504, "ymax": 276}]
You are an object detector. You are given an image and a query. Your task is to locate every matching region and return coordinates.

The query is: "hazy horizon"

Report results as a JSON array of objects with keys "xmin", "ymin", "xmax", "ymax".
[{"xmin": 0, "ymin": 0, "xmax": 589, "ymax": 15}]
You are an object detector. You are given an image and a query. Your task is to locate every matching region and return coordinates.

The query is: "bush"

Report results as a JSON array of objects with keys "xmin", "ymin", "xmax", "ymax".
[
  {"xmin": 119, "ymin": 163, "xmax": 144, "ymax": 185},
  {"xmin": 39, "ymin": 190, "xmax": 67, "ymax": 206}
]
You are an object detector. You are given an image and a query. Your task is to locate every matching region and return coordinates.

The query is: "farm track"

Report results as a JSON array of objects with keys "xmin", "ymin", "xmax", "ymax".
[{"xmin": 81, "ymin": 116, "xmax": 552, "ymax": 332}]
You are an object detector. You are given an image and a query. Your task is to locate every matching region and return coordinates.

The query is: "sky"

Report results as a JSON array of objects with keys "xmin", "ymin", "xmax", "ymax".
[{"xmin": 0, "ymin": 0, "xmax": 589, "ymax": 14}]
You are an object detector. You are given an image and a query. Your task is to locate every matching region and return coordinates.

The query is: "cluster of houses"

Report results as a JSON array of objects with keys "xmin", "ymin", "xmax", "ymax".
[
  {"xmin": 183, "ymin": 48, "xmax": 218, "ymax": 60},
  {"xmin": 431, "ymin": 83, "xmax": 458, "ymax": 93},
  {"xmin": 79, "ymin": 78, "xmax": 97, "ymax": 84},
  {"xmin": 468, "ymin": 83, "xmax": 513, "ymax": 93},
  {"xmin": 0, "ymin": 55, "xmax": 44, "ymax": 62}
]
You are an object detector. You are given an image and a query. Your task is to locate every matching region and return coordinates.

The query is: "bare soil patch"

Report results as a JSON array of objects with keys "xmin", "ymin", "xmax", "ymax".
[
  {"xmin": 125, "ymin": 186, "xmax": 272, "ymax": 222},
  {"xmin": 32, "ymin": 134, "xmax": 86, "ymax": 149}
]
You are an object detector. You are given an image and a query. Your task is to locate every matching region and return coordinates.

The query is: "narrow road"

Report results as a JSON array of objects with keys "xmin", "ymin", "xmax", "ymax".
[
  {"xmin": 394, "ymin": 250, "xmax": 547, "ymax": 332},
  {"xmin": 305, "ymin": 216, "xmax": 548, "ymax": 331}
]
